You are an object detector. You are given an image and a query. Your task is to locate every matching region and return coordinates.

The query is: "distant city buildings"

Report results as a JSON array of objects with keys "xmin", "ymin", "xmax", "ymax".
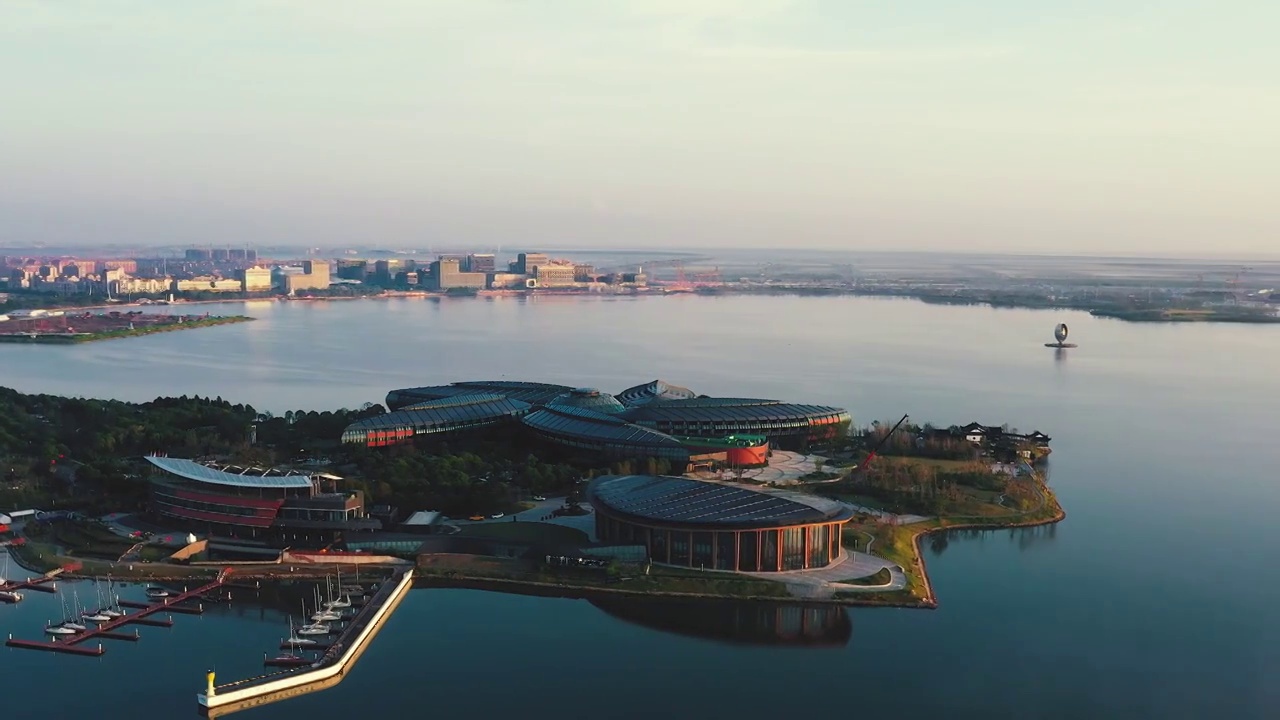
[{"xmin": 0, "ymin": 248, "xmax": 649, "ymax": 300}]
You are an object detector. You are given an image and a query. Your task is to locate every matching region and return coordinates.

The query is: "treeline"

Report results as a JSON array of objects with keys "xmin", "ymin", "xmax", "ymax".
[
  {"xmin": 851, "ymin": 458, "xmax": 1013, "ymax": 516},
  {"xmin": 0, "ymin": 387, "xmax": 684, "ymax": 519},
  {"xmin": 861, "ymin": 422, "xmax": 977, "ymax": 461}
]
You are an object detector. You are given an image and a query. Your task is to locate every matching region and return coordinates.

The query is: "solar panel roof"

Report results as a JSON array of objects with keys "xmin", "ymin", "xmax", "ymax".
[
  {"xmin": 348, "ymin": 394, "xmax": 530, "ymax": 432},
  {"xmin": 146, "ymin": 456, "xmax": 314, "ymax": 489},
  {"xmin": 589, "ymin": 475, "xmax": 854, "ymax": 528},
  {"xmin": 522, "ymin": 407, "xmax": 686, "ymax": 448},
  {"xmin": 622, "ymin": 399, "xmax": 849, "ymax": 424}
]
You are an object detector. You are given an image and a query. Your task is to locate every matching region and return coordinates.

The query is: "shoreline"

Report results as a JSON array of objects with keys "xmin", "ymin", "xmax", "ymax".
[
  {"xmin": 0, "ymin": 315, "xmax": 252, "ymax": 344},
  {"xmin": 8, "ymin": 287, "xmax": 1278, "ymax": 324}
]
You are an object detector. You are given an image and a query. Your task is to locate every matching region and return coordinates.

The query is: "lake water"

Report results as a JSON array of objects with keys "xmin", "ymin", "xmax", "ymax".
[{"xmin": 2, "ymin": 294, "xmax": 1279, "ymax": 719}]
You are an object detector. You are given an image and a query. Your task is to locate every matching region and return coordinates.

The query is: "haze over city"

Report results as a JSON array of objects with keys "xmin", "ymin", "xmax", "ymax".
[{"xmin": 2, "ymin": 0, "xmax": 1277, "ymax": 256}]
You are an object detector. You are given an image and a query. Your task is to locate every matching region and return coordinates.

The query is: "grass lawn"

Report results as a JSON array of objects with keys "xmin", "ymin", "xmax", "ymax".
[
  {"xmin": 454, "ymin": 521, "xmax": 589, "ymax": 545},
  {"xmin": 878, "ymin": 455, "xmax": 975, "ymax": 471}
]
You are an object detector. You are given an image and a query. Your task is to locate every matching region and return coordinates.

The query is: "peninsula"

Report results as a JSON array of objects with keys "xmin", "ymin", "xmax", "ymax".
[
  {"xmin": 0, "ymin": 310, "xmax": 251, "ymax": 344},
  {"xmin": 1, "ymin": 381, "xmax": 1063, "ymax": 609}
]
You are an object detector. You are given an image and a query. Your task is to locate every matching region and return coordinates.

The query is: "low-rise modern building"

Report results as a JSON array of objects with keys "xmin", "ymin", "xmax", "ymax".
[
  {"xmin": 145, "ymin": 455, "xmax": 379, "ymax": 547},
  {"xmin": 588, "ymin": 474, "xmax": 855, "ymax": 572}
]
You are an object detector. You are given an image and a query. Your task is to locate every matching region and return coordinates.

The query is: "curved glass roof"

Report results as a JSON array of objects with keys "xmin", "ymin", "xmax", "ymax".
[
  {"xmin": 146, "ymin": 456, "xmax": 314, "ymax": 489},
  {"xmin": 590, "ymin": 475, "xmax": 855, "ymax": 527},
  {"xmin": 622, "ymin": 398, "xmax": 850, "ymax": 424},
  {"xmin": 522, "ymin": 406, "xmax": 686, "ymax": 449},
  {"xmin": 617, "ymin": 379, "xmax": 699, "ymax": 407},
  {"xmin": 547, "ymin": 388, "xmax": 628, "ymax": 415},
  {"xmin": 347, "ymin": 393, "xmax": 530, "ymax": 433},
  {"xmin": 387, "ymin": 380, "xmax": 571, "ymax": 409}
]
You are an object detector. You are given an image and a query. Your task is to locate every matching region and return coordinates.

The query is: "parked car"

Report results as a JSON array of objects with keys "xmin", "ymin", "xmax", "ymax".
[
  {"xmin": 532, "ymin": 495, "xmax": 546, "ymax": 501},
  {"xmin": 490, "ymin": 512, "xmax": 505, "ymax": 519},
  {"xmin": 467, "ymin": 515, "xmax": 485, "ymax": 521}
]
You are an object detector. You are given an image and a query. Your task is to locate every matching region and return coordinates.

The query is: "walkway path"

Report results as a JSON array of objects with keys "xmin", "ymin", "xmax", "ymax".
[{"xmin": 744, "ymin": 550, "xmax": 907, "ymax": 599}]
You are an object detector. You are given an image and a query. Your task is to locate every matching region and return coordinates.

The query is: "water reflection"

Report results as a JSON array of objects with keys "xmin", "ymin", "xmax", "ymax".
[
  {"xmin": 926, "ymin": 524, "xmax": 1059, "ymax": 556},
  {"xmin": 590, "ymin": 598, "xmax": 852, "ymax": 647}
]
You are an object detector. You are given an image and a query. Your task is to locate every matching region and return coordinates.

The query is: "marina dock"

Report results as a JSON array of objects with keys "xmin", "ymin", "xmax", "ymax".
[
  {"xmin": 5, "ymin": 569, "xmax": 231, "ymax": 656},
  {"xmin": 0, "ymin": 565, "xmax": 72, "ymax": 595},
  {"xmin": 198, "ymin": 567, "xmax": 413, "ymax": 715}
]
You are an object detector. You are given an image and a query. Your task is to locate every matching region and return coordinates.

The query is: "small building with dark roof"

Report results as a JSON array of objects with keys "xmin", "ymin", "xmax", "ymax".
[{"xmin": 588, "ymin": 475, "xmax": 855, "ymax": 572}]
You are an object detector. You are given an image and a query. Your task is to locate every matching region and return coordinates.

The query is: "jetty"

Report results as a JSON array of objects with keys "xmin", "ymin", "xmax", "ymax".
[
  {"xmin": 0, "ymin": 565, "xmax": 72, "ymax": 595},
  {"xmin": 5, "ymin": 568, "xmax": 232, "ymax": 656},
  {"xmin": 198, "ymin": 567, "xmax": 413, "ymax": 716}
]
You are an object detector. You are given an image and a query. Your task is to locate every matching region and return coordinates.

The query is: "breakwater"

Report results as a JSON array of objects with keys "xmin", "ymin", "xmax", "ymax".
[{"xmin": 197, "ymin": 566, "xmax": 413, "ymax": 715}]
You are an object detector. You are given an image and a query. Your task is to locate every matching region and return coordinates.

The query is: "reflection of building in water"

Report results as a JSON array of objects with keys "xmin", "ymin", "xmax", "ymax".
[{"xmin": 589, "ymin": 598, "xmax": 851, "ymax": 647}]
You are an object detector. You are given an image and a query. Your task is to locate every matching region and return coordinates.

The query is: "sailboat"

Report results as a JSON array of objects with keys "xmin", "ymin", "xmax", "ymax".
[
  {"xmin": 61, "ymin": 588, "xmax": 88, "ymax": 632},
  {"xmin": 45, "ymin": 620, "xmax": 77, "ymax": 635},
  {"xmin": 82, "ymin": 583, "xmax": 112, "ymax": 622},
  {"xmin": 284, "ymin": 618, "xmax": 319, "ymax": 647},
  {"xmin": 310, "ymin": 585, "xmax": 341, "ymax": 622},
  {"xmin": 101, "ymin": 579, "xmax": 124, "ymax": 618},
  {"xmin": 324, "ymin": 569, "xmax": 352, "ymax": 609},
  {"xmin": 338, "ymin": 566, "xmax": 364, "ymax": 596},
  {"xmin": 265, "ymin": 636, "xmax": 312, "ymax": 668},
  {"xmin": 296, "ymin": 601, "xmax": 330, "ymax": 636}
]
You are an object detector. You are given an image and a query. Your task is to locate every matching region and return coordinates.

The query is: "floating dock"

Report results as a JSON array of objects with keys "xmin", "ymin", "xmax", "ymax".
[
  {"xmin": 5, "ymin": 569, "xmax": 230, "ymax": 656},
  {"xmin": 198, "ymin": 567, "xmax": 412, "ymax": 715}
]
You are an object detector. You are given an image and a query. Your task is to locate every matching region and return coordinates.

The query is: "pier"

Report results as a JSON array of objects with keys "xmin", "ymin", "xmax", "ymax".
[
  {"xmin": 4, "ymin": 568, "xmax": 232, "ymax": 656},
  {"xmin": 0, "ymin": 565, "xmax": 73, "ymax": 595},
  {"xmin": 198, "ymin": 567, "xmax": 413, "ymax": 716}
]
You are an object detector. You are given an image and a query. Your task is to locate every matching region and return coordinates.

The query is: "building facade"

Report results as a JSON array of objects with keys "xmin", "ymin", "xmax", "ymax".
[
  {"xmin": 428, "ymin": 259, "xmax": 487, "ymax": 291},
  {"xmin": 589, "ymin": 475, "xmax": 854, "ymax": 572},
  {"xmin": 145, "ymin": 456, "xmax": 378, "ymax": 546}
]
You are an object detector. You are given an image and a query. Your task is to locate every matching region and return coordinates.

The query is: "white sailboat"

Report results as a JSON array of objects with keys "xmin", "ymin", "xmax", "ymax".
[
  {"xmin": 61, "ymin": 588, "xmax": 88, "ymax": 631},
  {"xmin": 82, "ymin": 583, "xmax": 112, "ymax": 622},
  {"xmin": 296, "ymin": 600, "xmax": 329, "ymax": 636},
  {"xmin": 324, "ymin": 569, "xmax": 353, "ymax": 609},
  {"xmin": 311, "ymin": 585, "xmax": 341, "ymax": 622},
  {"xmin": 45, "ymin": 620, "xmax": 77, "ymax": 635},
  {"xmin": 284, "ymin": 618, "xmax": 319, "ymax": 646}
]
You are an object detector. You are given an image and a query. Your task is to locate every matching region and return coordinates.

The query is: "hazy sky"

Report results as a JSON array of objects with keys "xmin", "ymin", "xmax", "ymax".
[{"xmin": 2, "ymin": 1, "xmax": 1277, "ymax": 255}]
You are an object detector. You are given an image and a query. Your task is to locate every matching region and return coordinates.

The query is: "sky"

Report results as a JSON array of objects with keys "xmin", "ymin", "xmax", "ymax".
[{"xmin": 1, "ymin": 0, "xmax": 1277, "ymax": 256}]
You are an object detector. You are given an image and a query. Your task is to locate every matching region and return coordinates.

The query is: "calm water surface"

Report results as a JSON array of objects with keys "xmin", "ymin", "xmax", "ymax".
[{"xmin": 2, "ymin": 295, "xmax": 1278, "ymax": 719}]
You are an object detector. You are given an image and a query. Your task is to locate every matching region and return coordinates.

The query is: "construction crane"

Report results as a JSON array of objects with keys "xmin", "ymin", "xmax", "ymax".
[{"xmin": 860, "ymin": 414, "xmax": 910, "ymax": 475}]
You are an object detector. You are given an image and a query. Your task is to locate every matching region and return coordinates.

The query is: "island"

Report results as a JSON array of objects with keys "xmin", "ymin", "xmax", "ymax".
[
  {"xmin": 0, "ymin": 381, "xmax": 1063, "ymax": 611},
  {"xmin": 0, "ymin": 310, "xmax": 252, "ymax": 343}
]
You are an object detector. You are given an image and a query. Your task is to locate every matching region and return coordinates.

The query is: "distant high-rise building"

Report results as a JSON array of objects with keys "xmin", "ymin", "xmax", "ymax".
[
  {"xmin": 238, "ymin": 266, "xmax": 273, "ymax": 292},
  {"xmin": 533, "ymin": 263, "xmax": 576, "ymax": 287},
  {"xmin": 211, "ymin": 248, "xmax": 230, "ymax": 262},
  {"xmin": 428, "ymin": 259, "xmax": 486, "ymax": 291},
  {"xmin": 515, "ymin": 252, "xmax": 549, "ymax": 275},
  {"xmin": 465, "ymin": 254, "xmax": 496, "ymax": 273},
  {"xmin": 185, "ymin": 249, "xmax": 212, "ymax": 261}
]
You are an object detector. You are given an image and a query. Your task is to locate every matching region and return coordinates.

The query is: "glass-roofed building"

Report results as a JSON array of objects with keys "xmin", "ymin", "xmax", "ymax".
[
  {"xmin": 341, "ymin": 393, "xmax": 531, "ymax": 447},
  {"xmin": 365, "ymin": 379, "xmax": 851, "ymax": 468},
  {"xmin": 385, "ymin": 380, "xmax": 572, "ymax": 410},
  {"xmin": 521, "ymin": 389, "xmax": 692, "ymax": 463},
  {"xmin": 620, "ymin": 397, "xmax": 850, "ymax": 447},
  {"xmin": 589, "ymin": 475, "xmax": 856, "ymax": 572},
  {"xmin": 145, "ymin": 456, "xmax": 379, "ymax": 547}
]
